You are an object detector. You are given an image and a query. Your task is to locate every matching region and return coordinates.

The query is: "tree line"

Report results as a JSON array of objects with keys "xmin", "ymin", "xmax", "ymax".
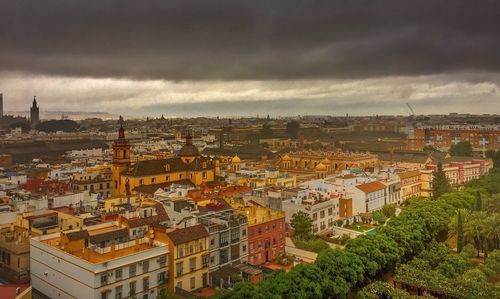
[{"xmin": 213, "ymin": 169, "xmax": 500, "ymax": 299}]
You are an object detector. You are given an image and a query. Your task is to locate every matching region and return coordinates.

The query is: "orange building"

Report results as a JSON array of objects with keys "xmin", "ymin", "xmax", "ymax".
[{"xmin": 409, "ymin": 125, "xmax": 500, "ymax": 152}]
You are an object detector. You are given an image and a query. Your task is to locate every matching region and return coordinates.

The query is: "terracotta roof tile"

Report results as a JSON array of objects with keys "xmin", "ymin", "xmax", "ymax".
[
  {"xmin": 355, "ymin": 181, "xmax": 386, "ymax": 193},
  {"xmin": 167, "ymin": 224, "xmax": 208, "ymax": 245}
]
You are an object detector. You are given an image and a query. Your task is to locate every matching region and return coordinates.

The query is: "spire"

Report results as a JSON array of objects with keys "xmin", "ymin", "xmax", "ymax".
[
  {"xmin": 32, "ymin": 96, "xmax": 37, "ymax": 107},
  {"xmin": 118, "ymin": 115, "xmax": 125, "ymax": 139},
  {"xmin": 186, "ymin": 130, "xmax": 193, "ymax": 145}
]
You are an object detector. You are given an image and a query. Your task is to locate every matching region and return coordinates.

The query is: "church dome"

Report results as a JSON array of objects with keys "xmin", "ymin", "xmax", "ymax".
[
  {"xmin": 179, "ymin": 134, "xmax": 200, "ymax": 157},
  {"xmin": 231, "ymin": 155, "xmax": 241, "ymax": 163},
  {"xmin": 321, "ymin": 158, "xmax": 331, "ymax": 164},
  {"xmin": 316, "ymin": 162, "xmax": 327, "ymax": 171}
]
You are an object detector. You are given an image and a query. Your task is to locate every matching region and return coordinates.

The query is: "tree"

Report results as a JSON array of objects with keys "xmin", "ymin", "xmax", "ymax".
[
  {"xmin": 486, "ymin": 150, "xmax": 500, "ymax": 168},
  {"xmin": 432, "ymin": 162, "xmax": 452, "ymax": 199},
  {"xmin": 36, "ymin": 119, "xmax": 79, "ymax": 132},
  {"xmin": 475, "ymin": 191, "xmax": 483, "ymax": 211},
  {"xmin": 423, "ymin": 145, "xmax": 438, "ymax": 152},
  {"xmin": 382, "ymin": 204, "xmax": 396, "ymax": 218},
  {"xmin": 450, "ymin": 141, "xmax": 472, "ymax": 157},
  {"xmin": 456, "ymin": 209, "xmax": 464, "ymax": 253},
  {"xmin": 372, "ymin": 210, "xmax": 387, "ymax": 225},
  {"xmin": 291, "ymin": 211, "xmax": 313, "ymax": 239},
  {"xmin": 286, "ymin": 121, "xmax": 300, "ymax": 138},
  {"xmin": 260, "ymin": 123, "xmax": 273, "ymax": 138},
  {"xmin": 9, "ymin": 122, "xmax": 31, "ymax": 133}
]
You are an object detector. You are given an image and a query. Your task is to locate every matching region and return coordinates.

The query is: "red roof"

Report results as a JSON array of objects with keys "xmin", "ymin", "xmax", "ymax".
[
  {"xmin": 0, "ymin": 284, "xmax": 29, "ymax": 299},
  {"xmin": 355, "ymin": 181, "xmax": 386, "ymax": 193}
]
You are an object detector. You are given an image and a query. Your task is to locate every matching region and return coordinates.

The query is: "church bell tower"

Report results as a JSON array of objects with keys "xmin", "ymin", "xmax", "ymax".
[{"xmin": 111, "ymin": 116, "xmax": 131, "ymax": 197}]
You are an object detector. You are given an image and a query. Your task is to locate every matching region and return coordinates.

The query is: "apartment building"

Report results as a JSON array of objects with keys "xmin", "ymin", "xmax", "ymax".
[
  {"xmin": 234, "ymin": 205, "xmax": 285, "ymax": 266},
  {"xmin": 397, "ymin": 170, "xmax": 422, "ymax": 201},
  {"xmin": 70, "ymin": 168, "xmax": 112, "ymax": 199},
  {"xmin": 351, "ymin": 181, "xmax": 387, "ymax": 213},
  {"xmin": 30, "ymin": 222, "xmax": 169, "ymax": 299},
  {"xmin": 163, "ymin": 224, "xmax": 209, "ymax": 293}
]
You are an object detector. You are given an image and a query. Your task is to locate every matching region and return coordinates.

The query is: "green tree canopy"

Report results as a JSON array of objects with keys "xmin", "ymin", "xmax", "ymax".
[
  {"xmin": 286, "ymin": 121, "xmax": 300, "ymax": 138},
  {"xmin": 450, "ymin": 141, "xmax": 472, "ymax": 157},
  {"xmin": 432, "ymin": 162, "xmax": 452, "ymax": 199},
  {"xmin": 291, "ymin": 211, "xmax": 313, "ymax": 239}
]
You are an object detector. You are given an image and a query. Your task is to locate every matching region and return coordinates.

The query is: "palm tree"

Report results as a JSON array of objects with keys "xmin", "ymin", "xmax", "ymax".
[{"xmin": 462, "ymin": 211, "xmax": 488, "ymax": 257}]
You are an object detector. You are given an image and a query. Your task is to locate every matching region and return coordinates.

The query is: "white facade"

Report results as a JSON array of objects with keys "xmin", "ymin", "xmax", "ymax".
[{"xmin": 31, "ymin": 224, "xmax": 169, "ymax": 299}]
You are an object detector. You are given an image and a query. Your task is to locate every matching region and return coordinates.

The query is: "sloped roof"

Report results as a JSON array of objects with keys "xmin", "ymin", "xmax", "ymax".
[
  {"xmin": 126, "ymin": 157, "xmax": 214, "ymax": 177},
  {"xmin": 167, "ymin": 224, "xmax": 208, "ymax": 245},
  {"xmin": 356, "ymin": 181, "xmax": 386, "ymax": 193},
  {"xmin": 397, "ymin": 170, "xmax": 421, "ymax": 179}
]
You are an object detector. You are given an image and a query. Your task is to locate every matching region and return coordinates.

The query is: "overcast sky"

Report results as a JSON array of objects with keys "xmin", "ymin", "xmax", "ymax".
[{"xmin": 1, "ymin": 0, "xmax": 499, "ymax": 117}]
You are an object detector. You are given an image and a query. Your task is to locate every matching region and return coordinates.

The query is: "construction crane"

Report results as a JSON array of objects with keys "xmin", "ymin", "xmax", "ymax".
[{"xmin": 406, "ymin": 103, "xmax": 416, "ymax": 116}]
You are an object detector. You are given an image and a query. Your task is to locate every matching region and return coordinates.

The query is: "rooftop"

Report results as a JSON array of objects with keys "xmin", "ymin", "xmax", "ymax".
[
  {"xmin": 41, "ymin": 223, "xmax": 165, "ymax": 264},
  {"xmin": 355, "ymin": 181, "xmax": 386, "ymax": 193}
]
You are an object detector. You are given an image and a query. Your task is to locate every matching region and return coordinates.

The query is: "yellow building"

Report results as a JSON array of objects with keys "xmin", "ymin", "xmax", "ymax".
[
  {"xmin": 111, "ymin": 126, "xmax": 218, "ymax": 197},
  {"xmin": 279, "ymin": 150, "xmax": 379, "ymax": 176},
  {"xmin": 161, "ymin": 224, "xmax": 210, "ymax": 292},
  {"xmin": 0, "ymin": 209, "xmax": 85, "ymax": 283},
  {"xmin": 397, "ymin": 170, "xmax": 422, "ymax": 201}
]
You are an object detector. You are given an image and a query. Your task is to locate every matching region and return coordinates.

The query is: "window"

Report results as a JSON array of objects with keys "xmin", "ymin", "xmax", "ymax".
[
  {"xmin": 258, "ymin": 227, "xmax": 262, "ymax": 235},
  {"xmin": 139, "ymin": 179, "xmax": 144, "ymax": 185},
  {"xmin": 166, "ymin": 175, "xmax": 170, "ymax": 181},
  {"xmin": 328, "ymin": 208, "xmax": 333, "ymax": 216},
  {"xmin": 242, "ymin": 244, "xmax": 247, "ymax": 252},
  {"xmin": 199, "ymin": 240, "xmax": 204, "ymax": 251},
  {"xmin": 242, "ymin": 228, "xmax": 247, "ymax": 237},
  {"xmin": 143, "ymin": 277, "xmax": 149, "ymax": 290},
  {"xmin": 258, "ymin": 240, "xmax": 262, "ymax": 249},
  {"xmin": 189, "ymin": 243, "xmax": 194, "ymax": 255},
  {"xmin": 129, "ymin": 264, "xmax": 136, "ymax": 277},
  {"xmin": 100, "ymin": 273, "xmax": 108, "ymax": 286},
  {"xmin": 202, "ymin": 171, "xmax": 207, "ymax": 179},
  {"xmin": 178, "ymin": 245, "xmax": 184, "ymax": 258},
  {"xmin": 129, "ymin": 281, "xmax": 136, "ymax": 295},
  {"xmin": 202, "ymin": 255, "xmax": 209, "ymax": 267},
  {"xmin": 158, "ymin": 256, "xmax": 166, "ymax": 267},
  {"xmin": 320, "ymin": 211, "xmax": 325, "ymax": 219},
  {"xmin": 158, "ymin": 271, "xmax": 168, "ymax": 284},
  {"xmin": 115, "ymin": 286, "xmax": 122, "ymax": 299},
  {"xmin": 151, "ymin": 177, "xmax": 156, "ymax": 183},
  {"xmin": 101, "ymin": 292, "xmax": 108, "ymax": 299},
  {"xmin": 190, "ymin": 277, "xmax": 196, "ymax": 289},
  {"xmin": 189, "ymin": 258, "xmax": 196, "ymax": 272},
  {"xmin": 115, "ymin": 268, "xmax": 122, "ymax": 280},
  {"xmin": 142, "ymin": 260, "xmax": 149, "ymax": 272},
  {"xmin": 176, "ymin": 262, "xmax": 183, "ymax": 277}
]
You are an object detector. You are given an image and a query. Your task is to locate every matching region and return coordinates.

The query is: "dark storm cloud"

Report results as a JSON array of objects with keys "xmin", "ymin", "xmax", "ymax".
[{"xmin": 1, "ymin": 0, "xmax": 500, "ymax": 81}]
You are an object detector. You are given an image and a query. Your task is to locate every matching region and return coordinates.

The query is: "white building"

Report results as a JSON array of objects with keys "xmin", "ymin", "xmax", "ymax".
[
  {"xmin": 349, "ymin": 181, "xmax": 387, "ymax": 214},
  {"xmin": 30, "ymin": 222, "xmax": 169, "ymax": 299},
  {"xmin": 281, "ymin": 187, "xmax": 340, "ymax": 235}
]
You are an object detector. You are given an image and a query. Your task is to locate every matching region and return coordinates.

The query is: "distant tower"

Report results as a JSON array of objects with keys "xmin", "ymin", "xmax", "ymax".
[
  {"xmin": 30, "ymin": 96, "xmax": 39, "ymax": 125},
  {"xmin": 111, "ymin": 116, "xmax": 131, "ymax": 197},
  {"xmin": 0, "ymin": 93, "xmax": 3, "ymax": 118}
]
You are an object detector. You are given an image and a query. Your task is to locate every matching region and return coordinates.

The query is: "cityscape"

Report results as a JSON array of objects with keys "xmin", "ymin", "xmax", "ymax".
[{"xmin": 0, "ymin": 1, "xmax": 499, "ymax": 299}]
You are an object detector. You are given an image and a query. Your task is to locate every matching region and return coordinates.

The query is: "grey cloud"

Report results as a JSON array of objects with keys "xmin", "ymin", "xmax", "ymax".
[{"xmin": 1, "ymin": 0, "xmax": 500, "ymax": 81}]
